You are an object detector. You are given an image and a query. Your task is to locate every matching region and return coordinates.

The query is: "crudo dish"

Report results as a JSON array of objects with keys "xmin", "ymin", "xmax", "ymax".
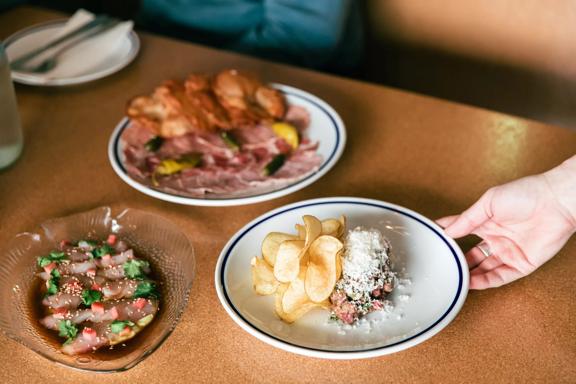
[{"xmin": 0, "ymin": 206, "xmax": 195, "ymax": 372}]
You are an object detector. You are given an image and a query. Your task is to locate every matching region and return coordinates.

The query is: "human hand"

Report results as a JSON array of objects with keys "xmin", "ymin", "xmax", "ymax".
[{"xmin": 437, "ymin": 156, "xmax": 576, "ymax": 289}]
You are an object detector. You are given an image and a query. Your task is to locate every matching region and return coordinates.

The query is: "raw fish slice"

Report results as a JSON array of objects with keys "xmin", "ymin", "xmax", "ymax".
[
  {"xmin": 42, "ymin": 294, "xmax": 82, "ymax": 310},
  {"xmin": 40, "ymin": 298, "xmax": 158, "ymax": 329},
  {"xmin": 67, "ymin": 249, "xmax": 92, "ymax": 262},
  {"xmin": 57, "ymin": 260, "xmax": 97, "ymax": 275},
  {"xmin": 101, "ymin": 279, "xmax": 140, "ymax": 300},
  {"xmin": 61, "ymin": 322, "xmax": 110, "ymax": 355},
  {"xmin": 95, "ymin": 249, "xmax": 133, "ymax": 268}
]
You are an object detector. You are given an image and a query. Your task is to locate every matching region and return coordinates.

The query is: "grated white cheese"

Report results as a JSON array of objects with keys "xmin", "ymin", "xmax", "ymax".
[{"xmin": 338, "ymin": 227, "xmax": 394, "ymax": 299}]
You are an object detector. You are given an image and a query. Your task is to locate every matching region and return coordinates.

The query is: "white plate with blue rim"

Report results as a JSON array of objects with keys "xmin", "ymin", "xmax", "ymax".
[
  {"xmin": 215, "ymin": 197, "xmax": 469, "ymax": 359},
  {"xmin": 108, "ymin": 84, "xmax": 346, "ymax": 206},
  {"xmin": 4, "ymin": 17, "xmax": 139, "ymax": 86}
]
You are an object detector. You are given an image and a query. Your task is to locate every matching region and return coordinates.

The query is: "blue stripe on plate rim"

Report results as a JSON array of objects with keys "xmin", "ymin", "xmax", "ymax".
[
  {"xmin": 216, "ymin": 198, "xmax": 467, "ymax": 357},
  {"xmin": 110, "ymin": 85, "xmax": 344, "ymax": 203}
]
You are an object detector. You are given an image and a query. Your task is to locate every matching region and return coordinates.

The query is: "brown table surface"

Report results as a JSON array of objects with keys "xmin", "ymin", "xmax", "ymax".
[{"xmin": 1, "ymin": 6, "xmax": 575, "ymax": 384}]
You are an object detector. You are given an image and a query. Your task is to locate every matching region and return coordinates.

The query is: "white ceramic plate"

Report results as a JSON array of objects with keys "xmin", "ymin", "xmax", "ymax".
[
  {"xmin": 108, "ymin": 85, "xmax": 346, "ymax": 206},
  {"xmin": 4, "ymin": 19, "xmax": 139, "ymax": 86},
  {"xmin": 215, "ymin": 197, "xmax": 469, "ymax": 359}
]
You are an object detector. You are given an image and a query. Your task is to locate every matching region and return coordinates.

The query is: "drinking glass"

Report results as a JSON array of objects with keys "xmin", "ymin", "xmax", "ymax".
[{"xmin": 0, "ymin": 43, "xmax": 23, "ymax": 169}]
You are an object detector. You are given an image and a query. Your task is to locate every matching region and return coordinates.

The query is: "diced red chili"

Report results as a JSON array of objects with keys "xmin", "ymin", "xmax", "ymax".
[
  {"xmin": 106, "ymin": 234, "xmax": 117, "ymax": 245},
  {"xmin": 91, "ymin": 283, "xmax": 102, "ymax": 291},
  {"xmin": 108, "ymin": 306, "xmax": 119, "ymax": 320},
  {"xmin": 134, "ymin": 298, "xmax": 147, "ymax": 310},
  {"xmin": 44, "ymin": 262, "xmax": 57, "ymax": 274},
  {"xmin": 83, "ymin": 327, "xmax": 97, "ymax": 340},
  {"xmin": 91, "ymin": 302, "xmax": 104, "ymax": 314}
]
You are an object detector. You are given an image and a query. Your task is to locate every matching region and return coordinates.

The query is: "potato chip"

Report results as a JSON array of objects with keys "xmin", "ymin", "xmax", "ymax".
[
  {"xmin": 300, "ymin": 215, "xmax": 322, "ymax": 265},
  {"xmin": 295, "ymin": 224, "xmax": 306, "ymax": 240},
  {"xmin": 256, "ymin": 214, "xmax": 349, "ymax": 324},
  {"xmin": 280, "ymin": 302, "xmax": 325, "ymax": 323},
  {"xmin": 317, "ymin": 299, "xmax": 332, "ymax": 310},
  {"xmin": 278, "ymin": 302, "xmax": 324, "ymax": 323},
  {"xmin": 335, "ymin": 250, "xmax": 342, "ymax": 281},
  {"xmin": 305, "ymin": 235, "xmax": 343, "ymax": 303},
  {"xmin": 275, "ymin": 279, "xmax": 325, "ymax": 323},
  {"xmin": 337, "ymin": 215, "xmax": 346, "ymax": 239},
  {"xmin": 273, "ymin": 239, "xmax": 304, "ymax": 283},
  {"xmin": 321, "ymin": 218, "xmax": 341, "ymax": 237},
  {"xmin": 303, "ymin": 215, "xmax": 322, "ymax": 248},
  {"xmin": 274, "ymin": 283, "xmax": 289, "ymax": 318},
  {"xmin": 282, "ymin": 268, "xmax": 308, "ymax": 313},
  {"xmin": 251, "ymin": 257, "xmax": 279, "ymax": 295},
  {"xmin": 261, "ymin": 232, "xmax": 297, "ymax": 267}
]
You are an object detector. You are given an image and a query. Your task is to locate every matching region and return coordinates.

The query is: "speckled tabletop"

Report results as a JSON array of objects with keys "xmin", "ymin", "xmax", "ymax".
[{"xmin": 1, "ymin": 6, "xmax": 575, "ymax": 384}]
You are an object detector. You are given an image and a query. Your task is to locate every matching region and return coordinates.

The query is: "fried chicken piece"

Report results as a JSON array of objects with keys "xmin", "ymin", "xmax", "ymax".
[{"xmin": 212, "ymin": 69, "xmax": 286, "ymax": 126}]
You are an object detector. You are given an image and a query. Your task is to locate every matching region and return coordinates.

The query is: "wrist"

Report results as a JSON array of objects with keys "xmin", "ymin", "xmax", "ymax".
[{"xmin": 544, "ymin": 155, "xmax": 576, "ymax": 232}]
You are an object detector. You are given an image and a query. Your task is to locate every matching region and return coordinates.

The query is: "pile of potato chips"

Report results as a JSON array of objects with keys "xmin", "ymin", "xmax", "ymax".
[{"xmin": 251, "ymin": 215, "xmax": 346, "ymax": 323}]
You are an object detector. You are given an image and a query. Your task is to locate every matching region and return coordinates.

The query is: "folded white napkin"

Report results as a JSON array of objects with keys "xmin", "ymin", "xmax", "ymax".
[{"xmin": 12, "ymin": 9, "xmax": 134, "ymax": 81}]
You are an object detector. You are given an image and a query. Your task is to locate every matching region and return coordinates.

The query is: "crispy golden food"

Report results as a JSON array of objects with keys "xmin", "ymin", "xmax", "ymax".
[
  {"xmin": 250, "ymin": 215, "xmax": 345, "ymax": 323},
  {"xmin": 126, "ymin": 69, "xmax": 286, "ymax": 138},
  {"xmin": 213, "ymin": 69, "xmax": 286, "ymax": 125}
]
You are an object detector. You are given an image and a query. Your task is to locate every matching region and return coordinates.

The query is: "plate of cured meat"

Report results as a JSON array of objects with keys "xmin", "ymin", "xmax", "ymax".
[{"xmin": 108, "ymin": 69, "xmax": 346, "ymax": 206}]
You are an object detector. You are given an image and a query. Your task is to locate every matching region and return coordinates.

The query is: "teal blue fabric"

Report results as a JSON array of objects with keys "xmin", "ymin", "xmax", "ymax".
[{"xmin": 139, "ymin": 0, "xmax": 363, "ymax": 72}]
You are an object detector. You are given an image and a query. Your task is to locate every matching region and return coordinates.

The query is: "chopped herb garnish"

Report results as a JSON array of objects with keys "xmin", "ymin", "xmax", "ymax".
[
  {"xmin": 134, "ymin": 281, "xmax": 159, "ymax": 299},
  {"xmin": 221, "ymin": 131, "xmax": 239, "ymax": 150},
  {"xmin": 58, "ymin": 320, "xmax": 78, "ymax": 340},
  {"xmin": 46, "ymin": 280, "xmax": 58, "ymax": 295},
  {"xmin": 123, "ymin": 259, "xmax": 150, "ymax": 279},
  {"xmin": 91, "ymin": 244, "xmax": 113, "ymax": 259},
  {"xmin": 46, "ymin": 269, "xmax": 61, "ymax": 296},
  {"xmin": 264, "ymin": 154, "xmax": 286, "ymax": 176},
  {"xmin": 37, "ymin": 251, "xmax": 67, "ymax": 267},
  {"xmin": 110, "ymin": 320, "xmax": 134, "ymax": 334},
  {"xmin": 145, "ymin": 135, "xmax": 164, "ymax": 152},
  {"xmin": 38, "ymin": 257, "xmax": 52, "ymax": 268},
  {"xmin": 81, "ymin": 289, "xmax": 103, "ymax": 306}
]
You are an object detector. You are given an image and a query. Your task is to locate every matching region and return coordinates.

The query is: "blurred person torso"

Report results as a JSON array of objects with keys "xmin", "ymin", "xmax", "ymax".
[{"xmin": 139, "ymin": 0, "xmax": 363, "ymax": 73}]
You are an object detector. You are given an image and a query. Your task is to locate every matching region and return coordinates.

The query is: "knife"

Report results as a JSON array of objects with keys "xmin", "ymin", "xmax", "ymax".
[{"xmin": 9, "ymin": 14, "xmax": 112, "ymax": 70}]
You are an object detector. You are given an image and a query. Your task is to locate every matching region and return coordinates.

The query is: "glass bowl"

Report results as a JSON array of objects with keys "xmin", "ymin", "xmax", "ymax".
[{"xmin": 0, "ymin": 206, "xmax": 195, "ymax": 372}]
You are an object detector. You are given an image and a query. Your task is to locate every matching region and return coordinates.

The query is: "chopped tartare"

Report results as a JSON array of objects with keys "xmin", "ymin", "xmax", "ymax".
[{"xmin": 329, "ymin": 227, "xmax": 395, "ymax": 324}]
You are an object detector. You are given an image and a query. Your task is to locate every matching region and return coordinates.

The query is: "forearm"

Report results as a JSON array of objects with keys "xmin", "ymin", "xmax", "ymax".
[{"xmin": 544, "ymin": 155, "xmax": 576, "ymax": 231}]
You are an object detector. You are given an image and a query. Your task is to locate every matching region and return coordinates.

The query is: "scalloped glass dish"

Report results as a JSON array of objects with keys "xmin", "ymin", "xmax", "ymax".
[{"xmin": 0, "ymin": 207, "xmax": 195, "ymax": 372}]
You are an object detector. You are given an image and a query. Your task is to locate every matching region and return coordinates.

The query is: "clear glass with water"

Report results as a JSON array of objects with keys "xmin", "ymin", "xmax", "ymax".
[{"xmin": 0, "ymin": 43, "xmax": 23, "ymax": 169}]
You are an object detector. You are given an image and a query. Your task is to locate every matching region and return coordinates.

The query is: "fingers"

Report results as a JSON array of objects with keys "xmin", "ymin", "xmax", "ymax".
[
  {"xmin": 436, "ymin": 215, "xmax": 459, "ymax": 229},
  {"xmin": 465, "ymin": 246, "xmax": 493, "ymax": 269},
  {"xmin": 440, "ymin": 190, "xmax": 494, "ymax": 239},
  {"xmin": 469, "ymin": 266, "xmax": 525, "ymax": 289},
  {"xmin": 467, "ymin": 237, "xmax": 536, "ymax": 289},
  {"xmin": 470, "ymin": 253, "xmax": 503, "ymax": 275}
]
